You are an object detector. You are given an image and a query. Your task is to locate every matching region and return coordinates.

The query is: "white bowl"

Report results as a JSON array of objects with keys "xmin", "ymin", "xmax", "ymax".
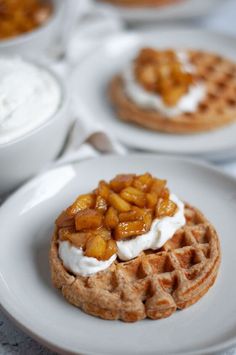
[
  {"xmin": 0, "ymin": 0, "xmax": 64, "ymax": 56},
  {"xmin": 0, "ymin": 61, "xmax": 70, "ymax": 196}
]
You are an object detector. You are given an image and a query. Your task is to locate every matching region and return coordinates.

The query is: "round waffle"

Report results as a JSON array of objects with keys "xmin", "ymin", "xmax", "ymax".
[
  {"xmin": 110, "ymin": 50, "xmax": 236, "ymax": 134},
  {"xmin": 50, "ymin": 204, "xmax": 221, "ymax": 322}
]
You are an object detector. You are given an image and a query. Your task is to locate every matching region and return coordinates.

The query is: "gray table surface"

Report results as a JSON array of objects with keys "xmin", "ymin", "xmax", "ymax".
[{"xmin": 1, "ymin": 0, "xmax": 236, "ymax": 354}]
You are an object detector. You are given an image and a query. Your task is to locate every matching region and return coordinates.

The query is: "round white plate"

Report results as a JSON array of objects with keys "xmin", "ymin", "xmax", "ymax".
[
  {"xmin": 0, "ymin": 154, "xmax": 236, "ymax": 354},
  {"xmin": 95, "ymin": 0, "xmax": 220, "ymax": 23},
  {"xmin": 72, "ymin": 29, "xmax": 236, "ymax": 161}
]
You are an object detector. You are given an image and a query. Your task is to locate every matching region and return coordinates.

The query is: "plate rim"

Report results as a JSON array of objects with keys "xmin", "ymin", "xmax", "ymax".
[
  {"xmin": 71, "ymin": 27, "xmax": 236, "ymax": 159},
  {"xmin": 1, "ymin": 153, "xmax": 236, "ymax": 355},
  {"xmin": 94, "ymin": 0, "xmax": 221, "ymax": 22}
]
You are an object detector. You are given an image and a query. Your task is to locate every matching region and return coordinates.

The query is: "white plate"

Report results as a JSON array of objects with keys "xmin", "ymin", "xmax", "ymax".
[
  {"xmin": 1, "ymin": 154, "xmax": 236, "ymax": 355},
  {"xmin": 95, "ymin": 0, "xmax": 220, "ymax": 23},
  {"xmin": 72, "ymin": 29, "xmax": 236, "ymax": 161}
]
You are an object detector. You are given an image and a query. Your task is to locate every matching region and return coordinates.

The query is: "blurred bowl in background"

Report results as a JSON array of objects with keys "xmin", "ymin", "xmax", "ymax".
[
  {"xmin": 96, "ymin": 0, "xmax": 221, "ymax": 24},
  {"xmin": 0, "ymin": 0, "xmax": 64, "ymax": 56},
  {"xmin": 0, "ymin": 59, "xmax": 71, "ymax": 196}
]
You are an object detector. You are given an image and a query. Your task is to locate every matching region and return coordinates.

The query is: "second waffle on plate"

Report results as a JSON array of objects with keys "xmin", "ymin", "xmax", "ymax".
[
  {"xmin": 71, "ymin": 29, "xmax": 236, "ymax": 160},
  {"xmin": 110, "ymin": 48, "xmax": 236, "ymax": 134}
]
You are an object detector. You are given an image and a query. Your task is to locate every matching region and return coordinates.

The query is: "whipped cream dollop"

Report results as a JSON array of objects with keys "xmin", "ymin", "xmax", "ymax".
[
  {"xmin": 117, "ymin": 194, "xmax": 185, "ymax": 261},
  {"xmin": 122, "ymin": 51, "xmax": 206, "ymax": 117},
  {"xmin": 59, "ymin": 193, "xmax": 186, "ymax": 276},
  {"xmin": 0, "ymin": 57, "xmax": 61, "ymax": 145},
  {"xmin": 59, "ymin": 241, "xmax": 116, "ymax": 277}
]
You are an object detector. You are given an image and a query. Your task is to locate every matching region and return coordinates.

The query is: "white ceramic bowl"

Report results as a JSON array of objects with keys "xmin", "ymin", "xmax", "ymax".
[
  {"xmin": 0, "ymin": 61, "xmax": 70, "ymax": 196},
  {"xmin": 0, "ymin": 0, "xmax": 64, "ymax": 56}
]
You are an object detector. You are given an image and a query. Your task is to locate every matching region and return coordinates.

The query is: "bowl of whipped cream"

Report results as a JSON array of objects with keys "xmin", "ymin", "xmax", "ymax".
[
  {"xmin": 0, "ymin": 56, "xmax": 70, "ymax": 195},
  {"xmin": 0, "ymin": 0, "xmax": 64, "ymax": 56}
]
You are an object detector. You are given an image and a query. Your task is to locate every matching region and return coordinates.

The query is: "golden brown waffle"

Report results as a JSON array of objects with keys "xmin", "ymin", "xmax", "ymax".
[
  {"xmin": 99, "ymin": 0, "xmax": 179, "ymax": 7},
  {"xmin": 50, "ymin": 204, "xmax": 221, "ymax": 322},
  {"xmin": 110, "ymin": 50, "xmax": 236, "ymax": 134}
]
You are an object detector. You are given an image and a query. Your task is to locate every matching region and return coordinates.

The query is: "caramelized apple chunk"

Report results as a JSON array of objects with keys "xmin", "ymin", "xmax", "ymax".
[
  {"xmin": 94, "ymin": 227, "xmax": 111, "ymax": 241},
  {"xmin": 120, "ymin": 187, "xmax": 146, "ymax": 207},
  {"xmin": 137, "ymin": 48, "xmax": 161, "ymax": 65},
  {"xmin": 66, "ymin": 194, "xmax": 95, "ymax": 216},
  {"xmin": 59, "ymin": 228, "xmax": 91, "ymax": 249},
  {"xmin": 119, "ymin": 208, "xmax": 152, "ymax": 233},
  {"xmin": 109, "ymin": 174, "xmax": 134, "ymax": 192},
  {"xmin": 119, "ymin": 207, "xmax": 144, "ymax": 222},
  {"xmin": 156, "ymin": 199, "xmax": 177, "ymax": 218},
  {"xmin": 160, "ymin": 187, "xmax": 170, "ymax": 200},
  {"xmin": 56, "ymin": 211, "xmax": 75, "ymax": 228},
  {"xmin": 105, "ymin": 207, "xmax": 119, "ymax": 229},
  {"xmin": 150, "ymin": 178, "xmax": 166, "ymax": 197},
  {"xmin": 95, "ymin": 195, "xmax": 108, "ymax": 214},
  {"xmin": 85, "ymin": 235, "xmax": 107, "ymax": 260},
  {"xmin": 108, "ymin": 192, "xmax": 131, "ymax": 212},
  {"xmin": 136, "ymin": 64, "xmax": 157, "ymax": 92},
  {"xmin": 114, "ymin": 221, "xmax": 147, "ymax": 241},
  {"xmin": 75, "ymin": 209, "xmax": 103, "ymax": 231},
  {"xmin": 163, "ymin": 86, "xmax": 187, "ymax": 107},
  {"xmin": 58, "ymin": 227, "xmax": 74, "ymax": 240},
  {"xmin": 97, "ymin": 180, "xmax": 110, "ymax": 200},
  {"xmin": 103, "ymin": 239, "xmax": 117, "ymax": 260},
  {"xmin": 133, "ymin": 173, "xmax": 153, "ymax": 192},
  {"xmin": 143, "ymin": 210, "xmax": 153, "ymax": 231},
  {"xmin": 146, "ymin": 193, "xmax": 158, "ymax": 210}
]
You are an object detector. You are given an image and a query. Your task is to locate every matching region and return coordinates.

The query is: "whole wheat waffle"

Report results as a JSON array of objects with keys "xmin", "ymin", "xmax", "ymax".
[
  {"xmin": 100, "ymin": 0, "xmax": 179, "ymax": 7},
  {"xmin": 110, "ymin": 50, "xmax": 236, "ymax": 134},
  {"xmin": 50, "ymin": 204, "xmax": 220, "ymax": 322}
]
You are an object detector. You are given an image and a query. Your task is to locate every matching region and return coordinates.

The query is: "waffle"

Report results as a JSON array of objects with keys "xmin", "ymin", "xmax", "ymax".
[
  {"xmin": 50, "ymin": 203, "xmax": 221, "ymax": 322},
  {"xmin": 99, "ymin": 0, "xmax": 179, "ymax": 7},
  {"xmin": 109, "ymin": 50, "xmax": 236, "ymax": 134}
]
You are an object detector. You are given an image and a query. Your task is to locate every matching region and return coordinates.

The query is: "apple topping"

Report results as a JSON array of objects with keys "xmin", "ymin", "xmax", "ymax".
[
  {"xmin": 56, "ymin": 173, "xmax": 178, "ymax": 261},
  {"xmin": 134, "ymin": 48, "xmax": 195, "ymax": 107}
]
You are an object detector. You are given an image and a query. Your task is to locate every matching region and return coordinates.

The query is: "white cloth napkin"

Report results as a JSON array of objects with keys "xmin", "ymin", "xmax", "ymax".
[
  {"xmin": 53, "ymin": 113, "xmax": 126, "ymax": 168},
  {"xmin": 47, "ymin": 0, "xmax": 125, "ymax": 168},
  {"xmin": 65, "ymin": 0, "xmax": 123, "ymax": 66}
]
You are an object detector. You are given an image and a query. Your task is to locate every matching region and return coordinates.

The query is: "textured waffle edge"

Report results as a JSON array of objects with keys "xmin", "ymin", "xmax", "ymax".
[{"xmin": 50, "ymin": 204, "xmax": 221, "ymax": 322}]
